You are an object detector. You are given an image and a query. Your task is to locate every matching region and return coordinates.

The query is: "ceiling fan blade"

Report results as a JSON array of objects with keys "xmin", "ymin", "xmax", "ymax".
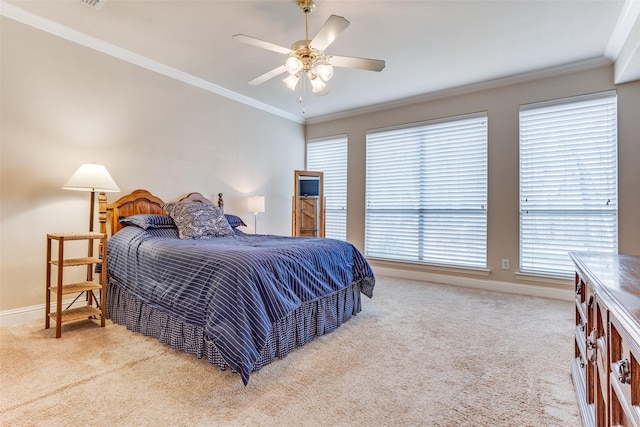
[
  {"xmin": 248, "ymin": 65, "xmax": 287, "ymax": 86},
  {"xmin": 329, "ymin": 55, "xmax": 386, "ymax": 72},
  {"xmin": 233, "ymin": 34, "xmax": 292, "ymax": 55},
  {"xmin": 310, "ymin": 15, "xmax": 350, "ymax": 51}
]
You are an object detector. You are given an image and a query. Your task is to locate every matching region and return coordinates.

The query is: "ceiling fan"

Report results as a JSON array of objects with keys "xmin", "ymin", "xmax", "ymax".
[{"xmin": 233, "ymin": 0, "xmax": 385, "ymax": 95}]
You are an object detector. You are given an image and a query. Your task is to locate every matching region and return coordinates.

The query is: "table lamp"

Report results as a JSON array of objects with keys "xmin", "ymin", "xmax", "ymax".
[
  {"xmin": 62, "ymin": 163, "xmax": 120, "ymax": 232},
  {"xmin": 247, "ymin": 195, "xmax": 265, "ymax": 234}
]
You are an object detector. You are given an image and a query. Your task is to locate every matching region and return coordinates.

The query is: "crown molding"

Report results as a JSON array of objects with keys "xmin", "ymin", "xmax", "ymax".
[
  {"xmin": 605, "ymin": 0, "xmax": 640, "ymax": 84},
  {"xmin": 0, "ymin": 2, "xmax": 305, "ymax": 124},
  {"xmin": 605, "ymin": 0, "xmax": 640, "ymax": 59}
]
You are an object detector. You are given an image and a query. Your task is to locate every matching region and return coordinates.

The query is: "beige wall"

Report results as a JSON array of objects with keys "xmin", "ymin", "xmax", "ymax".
[
  {"xmin": 306, "ymin": 65, "xmax": 640, "ymax": 287},
  {"xmin": 1, "ymin": 18, "xmax": 305, "ymax": 311}
]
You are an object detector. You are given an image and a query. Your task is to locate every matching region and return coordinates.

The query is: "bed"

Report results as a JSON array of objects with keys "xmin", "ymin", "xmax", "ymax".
[{"xmin": 99, "ymin": 189, "xmax": 375, "ymax": 385}]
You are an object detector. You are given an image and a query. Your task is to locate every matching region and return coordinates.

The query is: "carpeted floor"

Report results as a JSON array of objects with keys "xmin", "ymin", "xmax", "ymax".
[{"xmin": 0, "ymin": 276, "xmax": 580, "ymax": 426}]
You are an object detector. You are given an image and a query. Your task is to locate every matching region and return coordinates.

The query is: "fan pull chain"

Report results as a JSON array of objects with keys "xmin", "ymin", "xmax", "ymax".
[
  {"xmin": 300, "ymin": 96, "xmax": 306, "ymax": 115},
  {"xmin": 300, "ymin": 76, "xmax": 307, "ymax": 114}
]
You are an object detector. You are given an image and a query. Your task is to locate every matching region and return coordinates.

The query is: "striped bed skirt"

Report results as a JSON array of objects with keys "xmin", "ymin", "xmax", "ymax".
[{"xmin": 106, "ymin": 279, "xmax": 363, "ymax": 375}]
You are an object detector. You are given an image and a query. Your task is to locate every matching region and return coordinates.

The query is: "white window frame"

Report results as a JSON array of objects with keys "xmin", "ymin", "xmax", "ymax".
[
  {"xmin": 519, "ymin": 91, "xmax": 618, "ymax": 277},
  {"xmin": 306, "ymin": 135, "xmax": 348, "ymax": 240},
  {"xmin": 365, "ymin": 112, "xmax": 488, "ymax": 269}
]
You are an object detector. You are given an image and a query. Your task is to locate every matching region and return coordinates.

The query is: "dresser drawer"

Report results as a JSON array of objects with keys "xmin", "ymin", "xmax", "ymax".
[{"xmin": 609, "ymin": 317, "xmax": 640, "ymax": 426}]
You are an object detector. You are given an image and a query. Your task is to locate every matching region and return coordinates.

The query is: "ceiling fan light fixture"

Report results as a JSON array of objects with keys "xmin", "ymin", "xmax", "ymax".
[
  {"xmin": 308, "ymin": 73, "xmax": 326, "ymax": 93},
  {"xmin": 316, "ymin": 62, "xmax": 334, "ymax": 82},
  {"xmin": 285, "ymin": 56, "xmax": 303, "ymax": 75},
  {"xmin": 234, "ymin": 1, "xmax": 385, "ymax": 111},
  {"xmin": 283, "ymin": 74, "xmax": 300, "ymax": 91}
]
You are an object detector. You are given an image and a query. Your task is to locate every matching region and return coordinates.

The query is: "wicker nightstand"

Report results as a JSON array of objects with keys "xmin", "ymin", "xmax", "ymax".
[{"xmin": 45, "ymin": 232, "xmax": 107, "ymax": 338}]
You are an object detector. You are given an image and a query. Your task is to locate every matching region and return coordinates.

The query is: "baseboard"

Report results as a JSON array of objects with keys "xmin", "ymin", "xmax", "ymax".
[
  {"xmin": 0, "ymin": 298, "xmax": 86, "ymax": 327},
  {"xmin": 372, "ymin": 266, "xmax": 574, "ymax": 301}
]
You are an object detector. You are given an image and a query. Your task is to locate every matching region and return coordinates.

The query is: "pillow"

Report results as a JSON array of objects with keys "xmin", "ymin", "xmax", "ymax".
[
  {"xmin": 119, "ymin": 214, "xmax": 175, "ymax": 230},
  {"xmin": 224, "ymin": 214, "xmax": 247, "ymax": 228},
  {"xmin": 164, "ymin": 201, "xmax": 235, "ymax": 239}
]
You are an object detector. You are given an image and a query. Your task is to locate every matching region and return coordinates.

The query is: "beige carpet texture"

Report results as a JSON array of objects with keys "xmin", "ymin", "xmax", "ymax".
[{"xmin": 0, "ymin": 276, "xmax": 580, "ymax": 426}]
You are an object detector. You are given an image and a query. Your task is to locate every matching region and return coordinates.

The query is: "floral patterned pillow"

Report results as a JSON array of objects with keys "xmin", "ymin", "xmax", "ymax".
[{"xmin": 163, "ymin": 201, "xmax": 234, "ymax": 239}]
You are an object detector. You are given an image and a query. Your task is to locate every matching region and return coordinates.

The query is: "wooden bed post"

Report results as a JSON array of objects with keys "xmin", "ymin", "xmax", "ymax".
[{"xmin": 98, "ymin": 192, "xmax": 108, "ymax": 258}]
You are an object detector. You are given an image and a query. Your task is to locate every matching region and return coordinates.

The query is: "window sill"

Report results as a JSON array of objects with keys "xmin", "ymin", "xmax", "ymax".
[{"xmin": 367, "ymin": 257, "xmax": 491, "ymax": 277}]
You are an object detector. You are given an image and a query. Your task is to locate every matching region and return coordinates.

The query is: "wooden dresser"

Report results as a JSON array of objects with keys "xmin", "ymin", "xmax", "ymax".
[{"xmin": 571, "ymin": 251, "xmax": 640, "ymax": 426}]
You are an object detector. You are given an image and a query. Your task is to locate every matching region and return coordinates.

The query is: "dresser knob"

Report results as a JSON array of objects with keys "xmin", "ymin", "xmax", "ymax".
[
  {"xmin": 612, "ymin": 359, "xmax": 631, "ymax": 384},
  {"xmin": 586, "ymin": 330, "xmax": 598, "ymax": 363},
  {"xmin": 587, "ymin": 330, "xmax": 597, "ymax": 349}
]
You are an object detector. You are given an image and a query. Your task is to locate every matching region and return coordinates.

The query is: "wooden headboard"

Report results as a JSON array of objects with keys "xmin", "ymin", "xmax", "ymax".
[
  {"xmin": 99, "ymin": 189, "xmax": 224, "ymax": 236},
  {"xmin": 179, "ymin": 192, "xmax": 224, "ymax": 212}
]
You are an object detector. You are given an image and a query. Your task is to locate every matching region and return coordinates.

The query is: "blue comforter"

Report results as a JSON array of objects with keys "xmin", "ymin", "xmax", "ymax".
[{"xmin": 107, "ymin": 226, "xmax": 375, "ymax": 384}]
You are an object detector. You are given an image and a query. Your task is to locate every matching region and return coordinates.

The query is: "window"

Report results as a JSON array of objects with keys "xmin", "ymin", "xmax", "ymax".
[
  {"xmin": 307, "ymin": 135, "xmax": 348, "ymax": 240},
  {"xmin": 365, "ymin": 113, "xmax": 488, "ymax": 268},
  {"xmin": 519, "ymin": 91, "xmax": 618, "ymax": 276}
]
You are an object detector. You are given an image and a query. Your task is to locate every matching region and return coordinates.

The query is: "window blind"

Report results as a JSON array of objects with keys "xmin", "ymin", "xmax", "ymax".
[
  {"xmin": 519, "ymin": 91, "xmax": 618, "ymax": 276},
  {"xmin": 307, "ymin": 135, "xmax": 348, "ymax": 240},
  {"xmin": 365, "ymin": 113, "xmax": 488, "ymax": 268}
]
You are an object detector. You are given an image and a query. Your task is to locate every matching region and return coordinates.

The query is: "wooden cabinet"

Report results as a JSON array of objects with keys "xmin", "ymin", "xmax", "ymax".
[
  {"xmin": 46, "ymin": 232, "xmax": 107, "ymax": 338},
  {"xmin": 297, "ymin": 197, "xmax": 319, "ymax": 237},
  {"xmin": 571, "ymin": 251, "xmax": 640, "ymax": 426},
  {"xmin": 292, "ymin": 170, "xmax": 325, "ymax": 237}
]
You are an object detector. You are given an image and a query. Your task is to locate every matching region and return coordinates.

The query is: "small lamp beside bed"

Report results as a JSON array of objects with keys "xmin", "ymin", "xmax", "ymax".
[
  {"xmin": 247, "ymin": 195, "xmax": 265, "ymax": 234},
  {"xmin": 62, "ymin": 162, "xmax": 120, "ymax": 232}
]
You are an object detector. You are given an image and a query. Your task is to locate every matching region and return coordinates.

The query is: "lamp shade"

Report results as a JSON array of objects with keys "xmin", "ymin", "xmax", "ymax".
[
  {"xmin": 247, "ymin": 195, "xmax": 265, "ymax": 214},
  {"xmin": 62, "ymin": 163, "xmax": 120, "ymax": 192},
  {"xmin": 316, "ymin": 63, "xmax": 334, "ymax": 82},
  {"xmin": 283, "ymin": 74, "xmax": 300, "ymax": 91},
  {"xmin": 308, "ymin": 74, "xmax": 326, "ymax": 93},
  {"xmin": 285, "ymin": 56, "xmax": 303, "ymax": 75}
]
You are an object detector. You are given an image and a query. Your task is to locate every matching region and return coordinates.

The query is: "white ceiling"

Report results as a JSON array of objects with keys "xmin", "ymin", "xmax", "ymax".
[{"xmin": 3, "ymin": 0, "xmax": 640, "ymax": 123}]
